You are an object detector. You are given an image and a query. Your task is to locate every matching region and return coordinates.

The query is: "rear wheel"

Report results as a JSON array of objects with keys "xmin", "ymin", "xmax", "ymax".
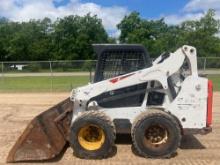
[
  {"xmin": 131, "ymin": 109, "xmax": 181, "ymax": 158},
  {"xmin": 70, "ymin": 111, "xmax": 115, "ymax": 159}
]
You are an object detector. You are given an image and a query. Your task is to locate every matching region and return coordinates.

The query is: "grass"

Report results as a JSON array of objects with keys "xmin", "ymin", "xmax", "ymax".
[
  {"xmin": 208, "ymin": 75, "xmax": 220, "ymax": 91},
  {"xmin": 0, "ymin": 76, "xmax": 89, "ymax": 92},
  {"xmin": 0, "ymin": 75, "xmax": 219, "ymax": 93}
]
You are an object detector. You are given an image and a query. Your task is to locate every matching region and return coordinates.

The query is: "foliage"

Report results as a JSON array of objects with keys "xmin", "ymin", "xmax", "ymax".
[
  {"xmin": 118, "ymin": 9, "xmax": 220, "ymax": 57},
  {"xmin": 179, "ymin": 9, "xmax": 220, "ymax": 57},
  {"xmin": 0, "ymin": 10, "xmax": 220, "ymax": 61},
  {"xmin": 52, "ymin": 14, "xmax": 108, "ymax": 60},
  {"xmin": 0, "ymin": 14, "xmax": 108, "ymax": 61}
]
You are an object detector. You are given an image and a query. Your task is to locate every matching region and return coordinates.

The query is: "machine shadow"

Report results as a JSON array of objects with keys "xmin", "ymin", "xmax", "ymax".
[
  {"xmin": 115, "ymin": 133, "xmax": 205, "ymax": 159},
  {"xmin": 115, "ymin": 134, "xmax": 145, "ymax": 158},
  {"xmin": 115, "ymin": 134, "xmax": 132, "ymax": 144},
  {"xmin": 13, "ymin": 134, "xmax": 205, "ymax": 163},
  {"xmin": 180, "ymin": 134, "xmax": 205, "ymax": 149},
  {"xmin": 115, "ymin": 134, "xmax": 205, "ymax": 149}
]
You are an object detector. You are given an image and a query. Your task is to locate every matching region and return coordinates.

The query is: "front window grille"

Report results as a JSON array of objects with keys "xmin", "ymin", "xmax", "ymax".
[{"xmin": 100, "ymin": 50, "xmax": 146, "ymax": 80}]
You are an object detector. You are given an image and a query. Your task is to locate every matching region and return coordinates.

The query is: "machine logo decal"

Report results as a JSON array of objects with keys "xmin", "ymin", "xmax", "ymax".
[{"xmin": 110, "ymin": 73, "xmax": 135, "ymax": 83}]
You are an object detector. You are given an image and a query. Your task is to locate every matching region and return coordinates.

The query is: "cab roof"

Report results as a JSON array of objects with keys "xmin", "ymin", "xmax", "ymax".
[{"xmin": 92, "ymin": 44, "xmax": 148, "ymax": 57}]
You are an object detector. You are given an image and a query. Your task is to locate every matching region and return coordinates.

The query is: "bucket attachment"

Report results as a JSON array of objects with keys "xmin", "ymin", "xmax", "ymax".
[{"xmin": 7, "ymin": 98, "xmax": 73, "ymax": 163}]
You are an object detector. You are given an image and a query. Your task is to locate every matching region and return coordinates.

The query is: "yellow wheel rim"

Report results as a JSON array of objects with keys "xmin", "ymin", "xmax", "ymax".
[{"xmin": 78, "ymin": 124, "xmax": 105, "ymax": 151}]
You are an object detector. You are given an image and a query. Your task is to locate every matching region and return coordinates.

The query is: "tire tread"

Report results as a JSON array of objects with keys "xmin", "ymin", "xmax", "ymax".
[
  {"xmin": 70, "ymin": 110, "xmax": 116, "ymax": 159},
  {"xmin": 131, "ymin": 109, "xmax": 181, "ymax": 158}
]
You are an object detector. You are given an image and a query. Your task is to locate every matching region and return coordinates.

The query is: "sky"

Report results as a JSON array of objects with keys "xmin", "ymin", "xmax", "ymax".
[{"xmin": 0, "ymin": 0, "xmax": 220, "ymax": 37}]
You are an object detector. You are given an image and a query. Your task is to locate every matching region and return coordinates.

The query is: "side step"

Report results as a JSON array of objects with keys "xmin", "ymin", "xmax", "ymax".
[{"xmin": 7, "ymin": 98, "xmax": 73, "ymax": 163}]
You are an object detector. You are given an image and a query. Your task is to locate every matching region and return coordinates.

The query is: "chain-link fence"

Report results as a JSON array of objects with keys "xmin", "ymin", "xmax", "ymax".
[
  {"xmin": 0, "ymin": 60, "xmax": 97, "ymax": 92},
  {"xmin": 0, "ymin": 58, "xmax": 219, "ymax": 92}
]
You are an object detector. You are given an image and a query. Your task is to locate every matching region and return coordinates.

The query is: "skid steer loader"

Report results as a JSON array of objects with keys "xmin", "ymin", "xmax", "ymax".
[{"xmin": 7, "ymin": 44, "xmax": 213, "ymax": 162}]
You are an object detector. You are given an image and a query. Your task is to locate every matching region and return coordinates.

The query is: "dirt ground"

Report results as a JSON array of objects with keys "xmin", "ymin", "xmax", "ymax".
[{"xmin": 0, "ymin": 93, "xmax": 220, "ymax": 165}]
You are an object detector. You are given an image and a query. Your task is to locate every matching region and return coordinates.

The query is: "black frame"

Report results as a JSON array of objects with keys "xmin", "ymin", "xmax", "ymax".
[{"xmin": 93, "ymin": 44, "xmax": 152, "ymax": 83}]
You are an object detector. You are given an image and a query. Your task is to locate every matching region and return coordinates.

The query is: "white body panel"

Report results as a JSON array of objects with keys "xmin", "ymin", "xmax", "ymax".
[
  {"xmin": 168, "ymin": 76, "xmax": 208, "ymax": 128},
  {"xmin": 102, "ymin": 76, "xmax": 208, "ymax": 129},
  {"xmin": 70, "ymin": 45, "xmax": 209, "ymax": 130}
]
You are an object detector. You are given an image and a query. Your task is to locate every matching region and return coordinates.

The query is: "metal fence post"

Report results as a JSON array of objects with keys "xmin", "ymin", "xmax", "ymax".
[
  {"xmin": 1, "ymin": 62, "xmax": 4, "ymax": 81},
  {"xmin": 89, "ymin": 68, "xmax": 92, "ymax": 83},
  {"xmin": 203, "ymin": 58, "xmax": 207, "ymax": 71},
  {"xmin": 49, "ymin": 61, "xmax": 53, "ymax": 92}
]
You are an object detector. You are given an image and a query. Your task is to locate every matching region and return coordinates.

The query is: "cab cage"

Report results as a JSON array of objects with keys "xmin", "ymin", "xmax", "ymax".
[{"xmin": 93, "ymin": 44, "xmax": 152, "ymax": 83}]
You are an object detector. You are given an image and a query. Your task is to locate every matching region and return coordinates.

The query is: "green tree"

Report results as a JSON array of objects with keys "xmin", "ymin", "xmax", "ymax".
[
  {"xmin": 52, "ymin": 14, "xmax": 108, "ymax": 60},
  {"xmin": 0, "ymin": 14, "xmax": 108, "ymax": 61},
  {"xmin": 0, "ymin": 10, "xmax": 220, "ymax": 61},
  {"xmin": 0, "ymin": 18, "xmax": 53, "ymax": 61},
  {"xmin": 118, "ymin": 10, "xmax": 220, "ymax": 57},
  {"xmin": 117, "ymin": 12, "xmax": 142, "ymax": 43},
  {"xmin": 118, "ymin": 12, "xmax": 172, "ymax": 57},
  {"xmin": 180, "ymin": 9, "xmax": 220, "ymax": 57}
]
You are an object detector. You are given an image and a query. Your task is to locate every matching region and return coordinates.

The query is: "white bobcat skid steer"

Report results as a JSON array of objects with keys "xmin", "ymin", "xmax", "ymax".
[{"xmin": 7, "ymin": 44, "xmax": 213, "ymax": 162}]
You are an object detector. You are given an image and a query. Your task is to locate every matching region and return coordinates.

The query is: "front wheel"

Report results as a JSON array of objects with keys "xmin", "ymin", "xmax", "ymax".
[
  {"xmin": 70, "ymin": 111, "xmax": 116, "ymax": 159},
  {"xmin": 131, "ymin": 109, "xmax": 181, "ymax": 158}
]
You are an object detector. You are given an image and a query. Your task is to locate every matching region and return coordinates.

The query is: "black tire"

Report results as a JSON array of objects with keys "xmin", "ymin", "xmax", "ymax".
[
  {"xmin": 131, "ymin": 109, "xmax": 181, "ymax": 158},
  {"xmin": 70, "ymin": 111, "xmax": 116, "ymax": 159}
]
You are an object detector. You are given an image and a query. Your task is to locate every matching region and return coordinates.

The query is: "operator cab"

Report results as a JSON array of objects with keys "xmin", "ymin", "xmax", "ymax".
[{"xmin": 93, "ymin": 44, "xmax": 152, "ymax": 83}]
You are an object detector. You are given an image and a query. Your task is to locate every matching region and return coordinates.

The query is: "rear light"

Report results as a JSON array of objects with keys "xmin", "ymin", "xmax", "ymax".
[{"xmin": 207, "ymin": 80, "xmax": 213, "ymax": 127}]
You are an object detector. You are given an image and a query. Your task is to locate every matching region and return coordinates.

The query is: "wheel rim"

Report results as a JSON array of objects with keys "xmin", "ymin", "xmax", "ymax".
[
  {"xmin": 144, "ymin": 124, "xmax": 168, "ymax": 147},
  {"xmin": 78, "ymin": 124, "xmax": 105, "ymax": 151}
]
